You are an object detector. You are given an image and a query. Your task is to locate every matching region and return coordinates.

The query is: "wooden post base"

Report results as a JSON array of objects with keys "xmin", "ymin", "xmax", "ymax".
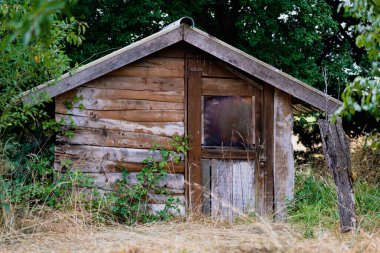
[{"xmin": 318, "ymin": 117, "xmax": 356, "ymax": 232}]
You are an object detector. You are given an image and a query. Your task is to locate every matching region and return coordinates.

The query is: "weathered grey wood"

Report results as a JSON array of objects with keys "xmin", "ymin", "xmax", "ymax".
[
  {"xmin": 201, "ymin": 159, "xmax": 211, "ymax": 215},
  {"xmin": 54, "ymin": 155, "xmax": 185, "ymax": 173},
  {"xmin": 232, "ymin": 161, "xmax": 255, "ymax": 216},
  {"xmin": 201, "ymin": 77, "xmax": 255, "ymax": 96},
  {"xmin": 58, "ymin": 87, "xmax": 184, "ymax": 102},
  {"xmin": 84, "ymin": 76, "xmax": 184, "ymax": 91},
  {"xmin": 211, "ymin": 159, "xmax": 233, "ymax": 221},
  {"xmin": 148, "ymin": 203, "xmax": 185, "ymax": 216},
  {"xmin": 216, "ymin": 62, "xmax": 263, "ymax": 90},
  {"xmin": 55, "ymin": 145, "xmax": 184, "ymax": 163},
  {"xmin": 22, "ymin": 24, "xmax": 341, "ymax": 115},
  {"xmin": 273, "ymin": 89, "xmax": 295, "ymax": 221},
  {"xmin": 56, "ymin": 107, "xmax": 184, "ymax": 122},
  {"xmin": 147, "ymin": 193, "xmax": 185, "ymax": 204},
  {"xmin": 56, "ymin": 114, "xmax": 184, "ymax": 136},
  {"xmin": 89, "ymin": 188, "xmax": 186, "ymax": 216},
  {"xmin": 57, "ymin": 128, "xmax": 173, "ymax": 149},
  {"xmin": 20, "ymin": 25, "xmax": 184, "ymax": 104},
  {"xmin": 108, "ymin": 57, "xmax": 184, "ymax": 78},
  {"xmin": 90, "ymin": 172, "xmax": 185, "ymax": 191},
  {"xmin": 183, "ymin": 26, "xmax": 342, "ymax": 114},
  {"xmin": 318, "ymin": 117, "xmax": 356, "ymax": 232},
  {"xmin": 56, "ymin": 98, "xmax": 184, "ymax": 111}
]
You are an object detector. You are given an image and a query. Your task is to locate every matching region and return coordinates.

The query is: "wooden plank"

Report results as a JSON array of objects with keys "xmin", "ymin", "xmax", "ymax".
[
  {"xmin": 90, "ymin": 172, "xmax": 185, "ymax": 192},
  {"xmin": 56, "ymin": 98, "xmax": 184, "ymax": 111},
  {"xmin": 232, "ymin": 161, "xmax": 255, "ymax": 216},
  {"xmin": 216, "ymin": 61, "xmax": 263, "ymax": 90},
  {"xmin": 148, "ymin": 203, "xmax": 185, "ymax": 216},
  {"xmin": 187, "ymin": 61, "xmax": 203, "ymax": 213},
  {"xmin": 108, "ymin": 57, "xmax": 184, "ymax": 78},
  {"xmin": 211, "ymin": 159, "xmax": 233, "ymax": 221},
  {"xmin": 21, "ymin": 25, "xmax": 183, "ymax": 104},
  {"xmin": 263, "ymin": 85, "xmax": 274, "ymax": 215},
  {"xmin": 56, "ymin": 114, "xmax": 184, "ymax": 136},
  {"xmin": 201, "ymin": 149, "xmax": 256, "ymax": 160},
  {"xmin": 201, "ymin": 78, "xmax": 255, "ymax": 96},
  {"xmin": 56, "ymin": 107, "xmax": 184, "ymax": 122},
  {"xmin": 273, "ymin": 89, "xmax": 294, "ymax": 221},
  {"xmin": 318, "ymin": 117, "xmax": 356, "ymax": 232},
  {"xmin": 83, "ymin": 76, "xmax": 184, "ymax": 92},
  {"xmin": 57, "ymin": 87, "xmax": 184, "ymax": 103},
  {"xmin": 186, "ymin": 58, "xmax": 237, "ymax": 78},
  {"xmin": 54, "ymin": 154, "xmax": 185, "ymax": 173},
  {"xmin": 254, "ymin": 87, "xmax": 264, "ymax": 215},
  {"xmin": 201, "ymin": 159, "xmax": 211, "ymax": 215},
  {"xmin": 147, "ymin": 193, "xmax": 185, "ymax": 204},
  {"xmin": 183, "ymin": 26, "xmax": 342, "ymax": 114},
  {"xmin": 55, "ymin": 145, "xmax": 184, "ymax": 163},
  {"xmin": 57, "ymin": 128, "xmax": 173, "ymax": 149}
]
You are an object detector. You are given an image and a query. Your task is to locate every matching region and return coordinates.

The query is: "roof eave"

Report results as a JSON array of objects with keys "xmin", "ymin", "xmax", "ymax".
[
  {"xmin": 183, "ymin": 26, "xmax": 342, "ymax": 114},
  {"xmin": 20, "ymin": 23, "xmax": 184, "ymax": 104}
]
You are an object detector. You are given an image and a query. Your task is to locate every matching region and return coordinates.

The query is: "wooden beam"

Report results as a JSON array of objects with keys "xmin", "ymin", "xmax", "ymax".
[
  {"xmin": 273, "ymin": 89, "xmax": 295, "ymax": 221},
  {"xmin": 183, "ymin": 26, "xmax": 342, "ymax": 115},
  {"xmin": 318, "ymin": 117, "xmax": 356, "ymax": 232},
  {"xmin": 187, "ymin": 60, "xmax": 203, "ymax": 214},
  {"xmin": 20, "ymin": 25, "xmax": 184, "ymax": 104},
  {"xmin": 263, "ymin": 85, "xmax": 274, "ymax": 215},
  {"xmin": 201, "ymin": 149, "xmax": 256, "ymax": 160}
]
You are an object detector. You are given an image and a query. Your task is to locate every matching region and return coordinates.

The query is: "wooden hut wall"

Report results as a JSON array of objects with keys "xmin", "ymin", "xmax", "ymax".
[
  {"xmin": 273, "ymin": 89, "xmax": 294, "ymax": 220},
  {"xmin": 53, "ymin": 43, "xmax": 295, "ymax": 217},
  {"xmin": 54, "ymin": 49, "xmax": 186, "ymax": 214}
]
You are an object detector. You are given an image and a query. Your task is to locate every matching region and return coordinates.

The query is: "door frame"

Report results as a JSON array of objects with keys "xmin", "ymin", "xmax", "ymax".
[{"xmin": 185, "ymin": 56, "xmax": 274, "ymax": 216}]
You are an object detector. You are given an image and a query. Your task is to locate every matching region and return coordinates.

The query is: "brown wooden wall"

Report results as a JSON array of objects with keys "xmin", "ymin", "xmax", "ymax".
[
  {"xmin": 54, "ymin": 43, "xmax": 294, "ymax": 217},
  {"xmin": 54, "ymin": 47, "xmax": 187, "ymax": 213}
]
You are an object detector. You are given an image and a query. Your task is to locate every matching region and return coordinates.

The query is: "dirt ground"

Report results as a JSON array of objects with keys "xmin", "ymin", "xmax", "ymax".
[{"xmin": 0, "ymin": 212, "xmax": 379, "ymax": 253}]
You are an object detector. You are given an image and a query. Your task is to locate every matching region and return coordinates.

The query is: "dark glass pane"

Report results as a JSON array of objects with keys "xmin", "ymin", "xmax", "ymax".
[{"xmin": 203, "ymin": 96, "xmax": 253, "ymax": 148}]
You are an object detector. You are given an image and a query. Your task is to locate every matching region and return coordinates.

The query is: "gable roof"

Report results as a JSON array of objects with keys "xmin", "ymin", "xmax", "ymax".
[{"xmin": 20, "ymin": 18, "xmax": 342, "ymax": 115}]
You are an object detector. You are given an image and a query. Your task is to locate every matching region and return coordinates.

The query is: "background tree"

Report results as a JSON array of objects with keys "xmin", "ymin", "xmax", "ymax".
[
  {"xmin": 66, "ymin": 0, "xmax": 376, "ymax": 150},
  {"xmin": 0, "ymin": 0, "xmax": 85, "ymax": 153},
  {"xmin": 338, "ymin": 0, "xmax": 380, "ymax": 148}
]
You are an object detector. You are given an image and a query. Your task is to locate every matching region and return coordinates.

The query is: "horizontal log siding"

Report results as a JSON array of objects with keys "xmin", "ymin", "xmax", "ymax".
[{"xmin": 55, "ymin": 55, "xmax": 186, "ymax": 206}]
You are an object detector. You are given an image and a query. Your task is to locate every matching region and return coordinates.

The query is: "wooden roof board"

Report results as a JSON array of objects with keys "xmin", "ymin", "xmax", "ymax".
[
  {"xmin": 20, "ymin": 23, "xmax": 342, "ymax": 114},
  {"xmin": 19, "ymin": 24, "xmax": 184, "ymax": 104},
  {"xmin": 183, "ymin": 27, "xmax": 342, "ymax": 114}
]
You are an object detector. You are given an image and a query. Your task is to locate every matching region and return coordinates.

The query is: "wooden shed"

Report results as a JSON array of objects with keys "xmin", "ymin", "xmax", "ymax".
[{"xmin": 21, "ymin": 18, "xmax": 342, "ymax": 220}]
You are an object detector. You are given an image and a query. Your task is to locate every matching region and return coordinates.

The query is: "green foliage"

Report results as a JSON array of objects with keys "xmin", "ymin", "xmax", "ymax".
[
  {"xmin": 0, "ymin": 1, "xmax": 86, "ymax": 139},
  {"xmin": 94, "ymin": 135, "xmax": 189, "ymax": 225},
  {"xmin": 289, "ymin": 172, "xmax": 380, "ymax": 237},
  {"xmin": 67, "ymin": 0, "xmax": 372, "ymax": 149},
  {"xmin": 0, "ymin": 135, "xmax": 190, "ymax": 230},
  {"xmin": 67, "ymin": 0, "xmax": 364, "ymax": 99},
  {"xmin": 0, "ymin": 141, "xmax": 94, "ymax": 231},
  {"xmin": 293, "ymin": 113, "xmax": 321, "ymax": 153},
  {"xmin": 337, "ymin": 0, "xmax": 380, "ymax": 148}
]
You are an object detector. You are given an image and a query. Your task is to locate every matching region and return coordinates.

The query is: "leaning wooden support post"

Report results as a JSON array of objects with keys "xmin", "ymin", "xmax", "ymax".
[{"xmin": 317, "ymin": 117, "xmax": 356, "ymax": 232}]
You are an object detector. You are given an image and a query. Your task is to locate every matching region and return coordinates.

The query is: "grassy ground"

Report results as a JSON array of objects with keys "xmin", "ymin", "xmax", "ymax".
[
  {"xmin": 0, "ymin": 211, "xmax": 379, "ymax": 253},
  {"xmin": 0, "ymin": 138, "xmax": 379, "ymax": 252}
]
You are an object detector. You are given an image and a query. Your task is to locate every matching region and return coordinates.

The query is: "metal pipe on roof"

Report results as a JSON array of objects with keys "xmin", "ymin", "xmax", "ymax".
[{"xmin": 162, "ymin": 16, "xmax": 194, "ymax": 31}]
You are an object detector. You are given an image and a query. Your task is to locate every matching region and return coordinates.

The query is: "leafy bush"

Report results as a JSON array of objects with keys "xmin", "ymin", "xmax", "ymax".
[
  {"xmin": 0, "ymin": 141, "xmax": 94, "ymax": 232},
  {"xmin": 93, "ymin": 135, "xmax": 189, "ymax": 225}
]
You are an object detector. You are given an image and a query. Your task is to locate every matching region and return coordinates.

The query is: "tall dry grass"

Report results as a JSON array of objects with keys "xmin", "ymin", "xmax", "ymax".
[{"xmin": 0, "ymin": 136, "xmax": 379, "ymax": 252}]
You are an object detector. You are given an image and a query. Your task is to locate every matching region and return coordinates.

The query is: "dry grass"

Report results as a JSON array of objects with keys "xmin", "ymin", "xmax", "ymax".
[{"xmin": 0, "ymin": 211, "xmax": 379, "ymax": 253}]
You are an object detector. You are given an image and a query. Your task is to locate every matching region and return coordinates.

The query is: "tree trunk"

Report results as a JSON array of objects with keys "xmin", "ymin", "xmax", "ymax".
[{"xmin": 317, "ymin": 117, "xmax": 356, "ymax": 232}]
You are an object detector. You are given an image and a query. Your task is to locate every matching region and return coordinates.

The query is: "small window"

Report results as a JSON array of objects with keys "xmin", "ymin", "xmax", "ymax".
[{"xmin": 203, "ymin": 96, "xmax": 253, "ymax": 148}]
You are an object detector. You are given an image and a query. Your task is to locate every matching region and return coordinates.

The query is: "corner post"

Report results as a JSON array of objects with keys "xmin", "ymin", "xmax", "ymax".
[{"xmin": 317, "ymin": 117, "xmax": 356, "ymax": 232}]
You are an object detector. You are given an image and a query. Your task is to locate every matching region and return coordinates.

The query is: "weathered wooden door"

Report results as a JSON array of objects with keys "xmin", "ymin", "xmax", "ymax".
[{"xmin": 187, "ymin": 58, "xmax": 265, "ymax": 219}]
